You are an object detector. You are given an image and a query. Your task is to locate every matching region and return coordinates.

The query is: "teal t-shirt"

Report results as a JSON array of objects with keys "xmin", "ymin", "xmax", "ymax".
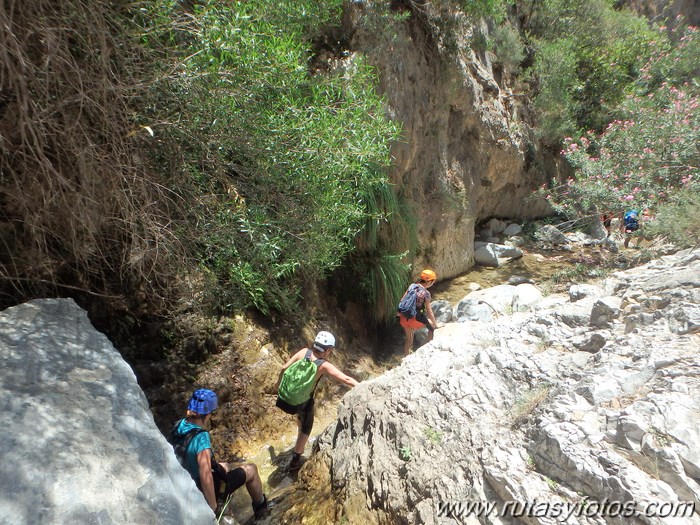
[{"xmin": 175, "ymin": 419, "xmax": 212, "ymax": 482}]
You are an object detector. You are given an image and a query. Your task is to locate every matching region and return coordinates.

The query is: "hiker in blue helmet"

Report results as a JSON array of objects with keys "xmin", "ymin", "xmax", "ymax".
[
  {"xmin": 274, "ymin": 331, "xmax": 359, "ymax": 471},
  {"xmin": 170, "ymin": 388, "xmax": 269, "ymax": 520},
  {"xmin": 187, "ymin": 388, "xmax": 218, "ymax": 414},
  {"xmin": 622, "ymin": 209, "xmax": 640, "ymax": 248}
]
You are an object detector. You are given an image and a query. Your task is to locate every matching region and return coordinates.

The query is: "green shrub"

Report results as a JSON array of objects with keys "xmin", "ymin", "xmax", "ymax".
[
  {"xmin": 461, "ymin": 0, "xmax": 506, "ymax": 22},
  {"xmin": 542, "ymin": 25, "xmax": 700, "ymax": 226},
  {"xmin": 138, "ymin": 0, "xmax": 401, "ymax": 315},
  {"xmin": 529, "ymin": 38, "xmax": 581, "ymax": 143},
  {"xmin": 647, "ymin": 185, "xmax": 700, "ymax": 248},
  {"xmin": 524, "ymin": 0, "xmax": 657, "ymax": 144},
  {"xmin": 424, "ymin": 427, "xmax": 443, "ymax": 444},
  {"xmin": 492, "ymin": 22, "xmax": 525, "ymax": 75},
  {"xmin": 511, "ymin": 384, "xmax": 551, "ymax": 425}
]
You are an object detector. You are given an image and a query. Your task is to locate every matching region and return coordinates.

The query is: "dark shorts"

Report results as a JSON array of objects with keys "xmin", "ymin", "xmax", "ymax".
[
  {"xmin": 276, "ymin": 396, "xmax": 315, "ymax": 435},
  {"xmin": 211, "ymin": 462, "xmax": 247, "ymax": 498}
]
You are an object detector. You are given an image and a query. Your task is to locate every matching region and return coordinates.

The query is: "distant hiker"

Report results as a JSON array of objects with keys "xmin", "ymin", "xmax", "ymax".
[
  {"xmin": 170, "ymin": 388, "xmax": 269, "ymax": 520},
  {"xmin": 622, "ymin": 209, "xmax": 640, "ymax": 248},
  {"xmin": 601, "ymin": 212, "xmax": 613, "ymax": 237},
  {"xmin": 397, "ymin": 269, "xmax": 441, "ymax": 356},
  {"xmin": 275, "ymin": 331, "xmax": 358, "ymax": 471}
]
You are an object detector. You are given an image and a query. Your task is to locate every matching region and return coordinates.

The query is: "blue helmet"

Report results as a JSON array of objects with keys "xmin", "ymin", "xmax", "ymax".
[{"xmin": 187, "ymin": 388, "xmax": 218, "ymax": 415}]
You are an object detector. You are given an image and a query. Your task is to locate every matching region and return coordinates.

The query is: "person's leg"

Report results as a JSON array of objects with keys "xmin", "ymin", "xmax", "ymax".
[
  {"xmin": 293, "ymin": 418, "xmax": 310, "ymax": 455},
  {"xmin": 425, "ymin": 322, "xmax": 436, "ymax": 343},
  {"xmin": 290, "ymin": 398, "xmax": 315, "ymax": 470},
  {"xmin": 223, "ymin": 465, "xmax": 268, "ymax": 518},
  {"xmin": 239, "ymin": 464, "xmax": 264, "ymax": 503},
  {"xmin": 294, "ymin": 398, "xmax": 315, "ymax": 454},
  {"xmin": 634, "ymin": 228, "xmax": 643, "ymax": 248},
  {"xmin": 415, "ymin": 312, "xmax": 435, "ymax": 344},
  {"xmin": 402, "ymin": 325, "xmax": 414, "ymax": 356}
]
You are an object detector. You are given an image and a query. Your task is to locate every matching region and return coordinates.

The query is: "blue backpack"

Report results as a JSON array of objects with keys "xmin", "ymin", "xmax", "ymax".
[
  {"xmin": 397, "ymin": 284, "xmax": 420, "ymax": 319},
  {"xmin": 623, "ymin": 210, "xmax": 639, "ymax": 231}
]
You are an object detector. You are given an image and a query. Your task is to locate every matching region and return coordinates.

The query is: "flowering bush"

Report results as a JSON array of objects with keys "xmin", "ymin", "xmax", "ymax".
[{"xmin": 544, "ymin": 26, "xmax": 699, "ymax": 221}]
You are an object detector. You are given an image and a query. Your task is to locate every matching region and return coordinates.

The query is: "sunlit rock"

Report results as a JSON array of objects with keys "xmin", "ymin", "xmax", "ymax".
[
  {"xmin": 308, "ymin": 249, "xmax": 700, "ymax": 525},
  {"xmin": 0, "ymin": 299, "xmax": 215, "ymax": 525}
]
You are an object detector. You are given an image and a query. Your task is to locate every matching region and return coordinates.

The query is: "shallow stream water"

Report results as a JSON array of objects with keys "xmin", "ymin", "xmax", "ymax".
[{"xmin": 224, "ymin": 403, "xmax": 339, "ymax": 523}]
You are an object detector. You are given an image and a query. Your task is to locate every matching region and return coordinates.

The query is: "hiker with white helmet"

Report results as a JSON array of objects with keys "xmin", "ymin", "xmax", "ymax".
[
  {"xmin": 275, "ymin": 331, "xmax": 359, "ymax": 471},
  {"xmin": 169, "ymin": 388, "xmax": 269, "ymax": 520}
]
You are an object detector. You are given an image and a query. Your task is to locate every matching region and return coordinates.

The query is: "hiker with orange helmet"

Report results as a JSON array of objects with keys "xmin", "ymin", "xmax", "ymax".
[{"xmin": 398, "ymin": 269, "xmax": 441, "ymax": 356}]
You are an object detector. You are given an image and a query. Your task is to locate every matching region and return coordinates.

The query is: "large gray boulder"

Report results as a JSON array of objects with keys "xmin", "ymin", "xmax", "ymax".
[
  {"xmin": 0, "ymin": 299, "xmax": 215, "ymax": 525},
  {"xmin": 473, "ymin": 242, "xmax": 524, "ymax": 267},
  {"xmin": 454, "ymin": 283, "xmax": 543, "ymax": 322}
]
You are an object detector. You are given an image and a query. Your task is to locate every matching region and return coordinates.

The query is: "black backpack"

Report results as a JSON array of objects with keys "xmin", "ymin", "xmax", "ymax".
[
  {"xmin": 168, "ymin": 420, "xmax": 205, "ymax": 468},
  {"xmin": 397, "ymin": 284, "xmax": 419, "ymax": 319}
]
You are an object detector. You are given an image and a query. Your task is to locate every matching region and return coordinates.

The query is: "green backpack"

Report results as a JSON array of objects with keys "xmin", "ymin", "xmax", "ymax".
[{"xmin": 278, "ymin": 349, "xmax": 324, "ymax": 406}]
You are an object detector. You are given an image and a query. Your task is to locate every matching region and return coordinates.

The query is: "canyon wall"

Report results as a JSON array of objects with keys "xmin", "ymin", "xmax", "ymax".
[{"xmin": 342, "ymin": 2, "xmax": 557, "ymax": 279}]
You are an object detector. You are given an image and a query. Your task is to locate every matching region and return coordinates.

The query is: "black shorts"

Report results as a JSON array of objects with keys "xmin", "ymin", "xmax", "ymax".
[
  {"xmin": 211, "ymin": 462, "xmax": 247, "ymax": 498},
  {"xmin": 416, "ymin": 312, "xmax": 434, "ymax": 332},
  {"xmin": 276, "ymin": 396, "xmax": 315, "ymax": 435}
]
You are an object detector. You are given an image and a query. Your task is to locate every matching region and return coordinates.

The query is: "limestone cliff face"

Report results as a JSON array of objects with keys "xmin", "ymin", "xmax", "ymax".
[{"xmin": 342, "ymin": 2, "xmax": 556, "ymax": 279}]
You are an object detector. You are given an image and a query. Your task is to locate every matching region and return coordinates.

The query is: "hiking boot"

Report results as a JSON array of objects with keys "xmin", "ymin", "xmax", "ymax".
[
  {"xmin": 252, "ymin": 494, "xmax": 269, "ymax": 520},
  {"xmin": 288, "ymin": 452, "xmax": 303, "ymax": 471}
]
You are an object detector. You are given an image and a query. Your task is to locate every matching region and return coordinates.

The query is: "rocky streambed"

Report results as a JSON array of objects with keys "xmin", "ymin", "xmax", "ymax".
[
  {"xmin": 3, "ymin": 244, "xmax": 696, "ymax": 525},
  {"xmin": 283, "ymin": 249, "xmax": 700, "ymax": 524}
]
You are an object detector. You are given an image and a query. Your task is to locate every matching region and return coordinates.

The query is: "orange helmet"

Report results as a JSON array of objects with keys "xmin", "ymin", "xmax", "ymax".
[{"xmin": 420, "ymin": 269, "xmax": 437, "ymax": 282}]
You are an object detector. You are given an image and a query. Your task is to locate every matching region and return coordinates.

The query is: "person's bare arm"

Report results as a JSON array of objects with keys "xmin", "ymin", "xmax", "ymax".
[
  {"xmin": 321, "ymin": 362, "xmax": 359, "ymax": 387},
  {"xmin": 425, "ymin": 300, "xmax": 442, "ymax": 328},
  {"xmin": 197, "ymin": 448, "xmax": 217, "ymax": 512},
  {"xmin": 274, "ymin": 348, "xmax": 307, "ymax": 392}
]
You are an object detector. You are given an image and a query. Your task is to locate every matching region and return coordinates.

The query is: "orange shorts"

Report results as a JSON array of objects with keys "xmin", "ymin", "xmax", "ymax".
[{"xmin": 398, "ymin": 313, "xmax": 427, "ymax": 330}]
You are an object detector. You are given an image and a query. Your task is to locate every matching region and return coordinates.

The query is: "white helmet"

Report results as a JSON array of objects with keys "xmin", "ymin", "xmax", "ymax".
[{"xmin": 313, "ymin": 331, "xmax": 336, "ymax": 352}]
